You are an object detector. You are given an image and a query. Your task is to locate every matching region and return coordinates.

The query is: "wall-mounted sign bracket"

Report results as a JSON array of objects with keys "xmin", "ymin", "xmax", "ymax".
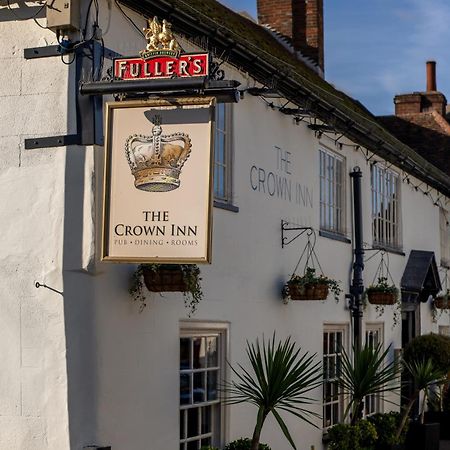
[
  {"xmin": 24, "ymin": 45, "xmax": 65, "ymax": 60},
  {"xmin": 281, "ymin": 220, "xmax": 314, "ymax": 248},
  {"xmin": 24, "ymin": 41, "xmax": 120, "ymax": 150},
  {"xmin": 79, "ymin": 77, "xmax": 241, "ymax": 103}
]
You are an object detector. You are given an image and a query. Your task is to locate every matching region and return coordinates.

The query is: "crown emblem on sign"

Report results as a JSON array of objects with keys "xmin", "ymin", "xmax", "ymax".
[
  {"xmin": 125, "ymin": 115, "xmax": 192, "ymax": 192},
  {"xmin": 140, "ymin": 17, "xmax": 181, "ymax": 59}
]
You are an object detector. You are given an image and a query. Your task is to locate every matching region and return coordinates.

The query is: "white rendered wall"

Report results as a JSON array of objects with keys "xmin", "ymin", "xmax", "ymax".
[
  {"xmin": 0, "ymin": 5, "xmax": 71, "ymax": 450},
  {"xmin": 1, "ymin": 2, "xmax": 449, "ymax": 449}
]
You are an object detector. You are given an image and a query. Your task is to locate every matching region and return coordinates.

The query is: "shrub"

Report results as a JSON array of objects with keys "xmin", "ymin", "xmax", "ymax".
[
  {"xmin": 223, "ymin": 438, "xmax": 271, "ymax": 450},
  {"xmin": 403, "ymin": 333, "xmax": 450, "ymax": 373},
  {"xmin": 367, "ymin": 412, "xmax": 408, "ymax": 448},
  {"xmin": 327, "ymin": 420, "xmax": 377, "ymax": 450}
]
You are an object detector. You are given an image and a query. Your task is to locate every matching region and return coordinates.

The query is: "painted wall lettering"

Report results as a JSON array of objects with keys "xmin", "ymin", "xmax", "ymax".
[{"xmin": 249, "ymin": 145, "xmax": 313, "ymax": 207}]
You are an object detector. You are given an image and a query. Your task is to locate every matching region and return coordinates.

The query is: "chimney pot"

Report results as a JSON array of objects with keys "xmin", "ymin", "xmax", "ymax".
[{"xmin": 426, "ymin": 60, "xmax": 437, "ymax": 91}]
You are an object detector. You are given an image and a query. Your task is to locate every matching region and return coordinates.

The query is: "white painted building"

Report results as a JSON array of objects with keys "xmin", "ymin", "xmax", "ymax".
[{"xmin": 0, "ymin": 1, "xmax": 449, "ymax": 449}]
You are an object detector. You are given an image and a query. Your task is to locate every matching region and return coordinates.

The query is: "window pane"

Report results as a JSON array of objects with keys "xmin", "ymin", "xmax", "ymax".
[
  {"xmin": 193, "ymin": 338, "xmax": 206, "ymax": 369},
  {"xmin": 207, "ymin": 370, "xmax": 218, "ymax": 401},
  {"xmin": 180, "ymin": 410, "xmax": 185, "ymax": 439},
  {"xmin": 187, "ymin": 408, "xmax": 199, "ymax": 438},
  {"xmin": 206, "ymin": 337, "xmax": 218, "ymax": 367},
  {"xmin": 180, "ymin": 373, "xmax": 191, "ymax": 405},
  {"xmin": 201, "ymin": 406, "xmax": 212, "ymax": 434},
  {"xmin": 180, "ymin": 338, "xmax": 191, "ymax": 370},
  {"xmin": 217, "ymin": 104, "xmax": 225, "ymax": 131},
  {"xmin": 187, "ymin": 440, "xmax": 198, "ymax": 450},
  {"xmin": 193, "ymin": 372, "xmax": 205, "ymax": 403},
  {"xmin": 201, "ymin": 438, "xmax": 211, "ymax": 448}
]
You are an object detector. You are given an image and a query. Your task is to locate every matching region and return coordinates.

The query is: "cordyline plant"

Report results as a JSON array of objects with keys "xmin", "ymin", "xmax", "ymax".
[
  {"xmin": 339, "ymin": 343, "xmax": 401, "ymax": 425},
  {"xmin": 224, "ymin": 334, "xmax": 322, "ymax": 450},
  {"xmin": 396, "ymin": 358, "xmax": 447, "ymax": 440}
]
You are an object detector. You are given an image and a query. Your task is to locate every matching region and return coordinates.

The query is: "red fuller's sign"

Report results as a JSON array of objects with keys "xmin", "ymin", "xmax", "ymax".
[
  {"xmin": 114, "ymin": 54, "xmax": 209, "ymax": 80},
  {"xmin": 114, "ymin": 17, "xmax": 209, "ymax": 80}
]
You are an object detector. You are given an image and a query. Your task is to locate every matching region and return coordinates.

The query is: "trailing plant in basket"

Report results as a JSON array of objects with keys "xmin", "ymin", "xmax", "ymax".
[
  {"xmin": 364, "ymin": 277, "xmax": 400, "ymax": 326},
  {"xmin": 365, "ymin": 277, "xmax": 399, "ymax": 302},
  {"xmin": 283, "ymin": 267, "xmax": 342, "ymax": 302},
  {"xmin": 432, "ymin": 290, "xmax": 450, "ymax": 322},
  {"xmin": 129, "ymin": 263, "xmax": 203, "ymax": 316}
]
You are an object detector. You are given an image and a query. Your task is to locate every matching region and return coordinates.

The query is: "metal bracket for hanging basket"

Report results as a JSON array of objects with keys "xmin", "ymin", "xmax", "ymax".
[{"xmin": 281, "ymin": 220, "xmax": 313, "ymax": 248}]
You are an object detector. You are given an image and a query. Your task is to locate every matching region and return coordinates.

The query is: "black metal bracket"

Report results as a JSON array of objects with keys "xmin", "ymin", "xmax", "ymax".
[
  {"xmin": 24, "ymin": 45, "xmax": 65, "ymax": 60},
  {"xmin": 281, "ymin": 220, "xmax": 314, "ymax": 248},
  {"xmin": 24, "ymin": 41, "xmax": 118, "ymax": 150}
]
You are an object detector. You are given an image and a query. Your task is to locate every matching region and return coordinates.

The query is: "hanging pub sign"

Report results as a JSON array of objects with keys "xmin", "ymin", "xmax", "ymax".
[
  {"xmin": 102, "ymin": 97, "xmax": 215, "ymax": 263},
  {"xmin": 113, "ymin": 17, "xmax": 209, "ymax": 80}
]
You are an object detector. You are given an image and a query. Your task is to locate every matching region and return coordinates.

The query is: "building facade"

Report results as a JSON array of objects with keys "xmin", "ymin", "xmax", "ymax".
[{"xmin": 0, "ymin": 1, "xmax": 449, "ymax": 449}]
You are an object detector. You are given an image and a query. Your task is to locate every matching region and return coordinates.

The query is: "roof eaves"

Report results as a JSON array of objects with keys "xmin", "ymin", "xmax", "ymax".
[{"xmin": 120, "ymin": 0, "xmax": 450, "ymax": 197}]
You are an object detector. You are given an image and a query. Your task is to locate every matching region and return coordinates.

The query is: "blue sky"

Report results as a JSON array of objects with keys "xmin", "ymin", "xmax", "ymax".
[{"xmin": 220, "ymin": 0, "xmax": 450, "ymax": 116}]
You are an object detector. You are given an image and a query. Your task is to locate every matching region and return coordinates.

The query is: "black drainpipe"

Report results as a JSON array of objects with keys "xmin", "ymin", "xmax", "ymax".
[{"xmin": 349, "ymin": 167, "xmax": 365, "ymax": 353}]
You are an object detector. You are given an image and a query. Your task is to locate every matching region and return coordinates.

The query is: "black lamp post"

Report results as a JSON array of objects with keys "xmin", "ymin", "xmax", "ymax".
[{"xmin": 349, "ymin": 166, "xmax": 365, "ymax": 352}]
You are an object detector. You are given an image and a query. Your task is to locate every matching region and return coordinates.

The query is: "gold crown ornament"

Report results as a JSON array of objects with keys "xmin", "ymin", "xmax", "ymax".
[{"xmin": 125, "ymin": 116, "xmax": 192, "ymax": 192}]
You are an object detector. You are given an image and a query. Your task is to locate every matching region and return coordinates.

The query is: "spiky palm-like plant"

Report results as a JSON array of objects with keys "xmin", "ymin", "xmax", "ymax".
[
  {"xmin": 339, "ymin": 343, "xmax": 401, "ymax": 425},
  {"xmin": 396, "ymin": 358, "xmax": 447, "ymax": 440},
  {"xmin": 225, "ymin": 335, "xmax": 322, "ymax": 450}
]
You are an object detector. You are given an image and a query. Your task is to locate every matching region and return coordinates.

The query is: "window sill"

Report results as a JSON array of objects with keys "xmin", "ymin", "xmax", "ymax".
[
  {"xmin": 319, "ymin": 229, "xmax": 351, "ymax": 244},
  {"xmin": 372, "ymin": 243, "xmax": 405, "ymax": 256},
  {"xmin": 213, "ymin": 200, "xmax": 239, "ymax": 213}
]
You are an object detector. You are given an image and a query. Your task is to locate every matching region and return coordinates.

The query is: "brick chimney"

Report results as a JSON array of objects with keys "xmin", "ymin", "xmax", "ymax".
[
  {"xmin": 257, "ymin": 0, "xmax": 324, "ymax": 74},
  {"xmin": 394, "ymin": 61, "xmax": 447, "ymax": 116}
]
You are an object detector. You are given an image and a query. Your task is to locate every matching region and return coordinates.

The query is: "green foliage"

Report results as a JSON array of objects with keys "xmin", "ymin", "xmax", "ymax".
[
  {"xmin": 365, "ymin": 277, "xmax": 399, "ymax": 297},
  {"xmin": 367, "ymin": 412, "xmax": 408, "ymax": 448},
  {"xmin": 403, "ymin": 333, "xmax": 450, "ymax": 374},
  {"xmin": 223, "ymin": 438, "xmax": 271, "ymax": 450},
  {"xmin": 200, "ymin": 447, "xmax": 219, "ymax": 450},
  {"xmin": 396, "ymin": 357, "xmax": 448, "ymax": 439},
  {"xmin": 327, "ymin": 420, "xmax": 377, "ymax": 450},
  {"xmin": 129, "ymin": 264, "xmax": 146, "ymax": 311},
  {"xmin": 129, "ymin": 263, "xmax": 203, "ymax": 315},
  {"xmin": 364, "ymin": 277, "xmax": 401, "ymax": 326},
  {"xmin": 225, "ymin": 334, "xmax": 322, "ymax": 450},
  {"xmin": 338, "ymin": 343, "xmax": 401, "ymax": 424},
  {"xmin": 284, "ymin": 267, "xmax": 342, "ymax": 301}
]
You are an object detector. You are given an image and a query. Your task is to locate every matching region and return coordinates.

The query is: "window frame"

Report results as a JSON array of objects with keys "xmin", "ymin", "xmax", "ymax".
[
  {"xmin": 213, "ymin": 103, "xmax": 236, "ymax": 210},
  {"xmin": 364, "ymin": 323, "xmax": 384, "ymax": 416},
  {"xmin": 179, "ymin": 321, "xmax": 229, "ymax": 450},
  {"xmin": 319, "ymin": 147, "xmax": 346, "ymax": 237},
  {"xmin": 371, "ymin": 163, "xmax": 402, "ymax": 251},
  {"xmin": 439, "ymin": 208, "xmax": 450, "ymax": 268},
  {"xmin": 323, "ymin": 323, "xmax": 349, "ymax": 429}
]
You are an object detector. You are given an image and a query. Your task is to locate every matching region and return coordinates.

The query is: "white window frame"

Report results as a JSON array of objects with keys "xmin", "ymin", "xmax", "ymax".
[
  {"xmin": 323, "ymin": 324, "xmax": 349, "ymax": 428},
  {"xmin": 364, "ymin": 323, "xmax": 384, "ymax": 416},
  {"xmin": 214, "ymin": 103, "xmax": 233, "ymax": 205},
  {"xmin": 371, "ymin": 163, "xmax": 401, "ymax": 250},
  {"xmin": 440, "ymin": 208, "xmax": 450, "ymax": 268},
  {"xmin": 319, "ymin": 148, "xmax": 346, "ymax": 235},
  {"xmin": 179, "ymin": 321, "xmax": 229, "ymax": 450}
]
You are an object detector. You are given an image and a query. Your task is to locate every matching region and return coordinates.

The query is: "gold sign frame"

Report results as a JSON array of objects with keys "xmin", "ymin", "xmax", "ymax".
[{"xmin": 102, "ymin": 97, "xmax": 215, "ymax": 263}]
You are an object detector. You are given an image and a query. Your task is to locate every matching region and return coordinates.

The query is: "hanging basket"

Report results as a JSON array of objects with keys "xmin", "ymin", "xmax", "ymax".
[
  {"xmin": 143, "ymin": 265, "xmax": 188, "ymax": 292},
  {"xmin": 287, "ymin": 281, "xmax": 329, "ymax": 301},
  {"xmin": 434, "ymin": 296, "xmax": 450, "ymax": 309},
  {"xmin": 367, "ymin": 291, "xmax": 397, "ymax": 305}
]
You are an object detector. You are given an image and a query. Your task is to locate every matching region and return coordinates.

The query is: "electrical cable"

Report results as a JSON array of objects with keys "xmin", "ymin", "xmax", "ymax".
[
  {"xmin": 114, "ymin": 0, "xmax": 145, "ymax": 38},
  {"xmin": 6, "ymin": 0, "xmax": 46, "ymax": 21}
]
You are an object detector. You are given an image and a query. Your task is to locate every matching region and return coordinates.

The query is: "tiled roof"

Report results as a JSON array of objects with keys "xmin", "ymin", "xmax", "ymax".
[
  {"xmin": 121, "ymin": 0, "xmax": 450, "ymax": 196},
  {"xmin": 378, "ymin": 112, "xmax": 450, "ymax": 176}
]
